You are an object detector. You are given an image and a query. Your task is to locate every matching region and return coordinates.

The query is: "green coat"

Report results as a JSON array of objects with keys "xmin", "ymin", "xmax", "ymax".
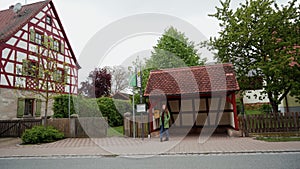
[{"xmin": 160, "ymin": 111, "xmax": 170, "ymax": 129}]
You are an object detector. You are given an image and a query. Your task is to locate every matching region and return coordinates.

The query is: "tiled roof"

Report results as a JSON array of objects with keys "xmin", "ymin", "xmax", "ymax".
[
  {"xmin": 112, "ymin": 92, "xmax": 130, "ymax": 100},
  {"xmin": 0, "ymin": 0, "xmax": 49, "ymax": 42},
  {"xmin": 144, "ymin": 63, "xmax": 240, "ymax": 96}
]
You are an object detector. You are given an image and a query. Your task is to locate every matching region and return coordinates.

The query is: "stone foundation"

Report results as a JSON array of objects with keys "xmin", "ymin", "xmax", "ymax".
[{"xmin": 0, "ymin": 88, "xmax": 54, "ymax": 119}]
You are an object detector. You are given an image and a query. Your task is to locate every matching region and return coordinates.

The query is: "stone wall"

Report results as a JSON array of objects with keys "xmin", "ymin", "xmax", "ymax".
[
  {"xmin": 47, "ymin": 117, "xmax": 108, "ymax": 138},
  {"xmin": 0, "ymin": 88, "xmax": 18, "ymax": 119},
  {"xmin": 0, "ymin": 88, "xmax": 54, "ymax": 119}
]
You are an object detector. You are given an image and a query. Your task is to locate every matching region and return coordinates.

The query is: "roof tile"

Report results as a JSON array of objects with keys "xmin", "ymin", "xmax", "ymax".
[
  {"xmin": 0, "ymin": 0, "xmax": 49, "ymax": 42},
  {"xmin": 144, "ymin": 63, "xmax": 240, "ymax": 96}
]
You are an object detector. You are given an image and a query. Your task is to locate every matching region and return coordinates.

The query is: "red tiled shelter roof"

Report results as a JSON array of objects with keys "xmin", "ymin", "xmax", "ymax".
[
  {"xmin": 0, "ymin": 0, "xmax": 80, "ymax": 68},
  {"xmin": 144, "ymin": 63, "xmax": 240, "ymax": 96}
]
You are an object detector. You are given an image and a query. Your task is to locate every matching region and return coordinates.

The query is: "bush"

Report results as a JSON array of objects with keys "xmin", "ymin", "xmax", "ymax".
[
  {"xmin": 53, "ymin": 95, "xmax": 132, "ymax": 127},
  {"xmin": 53, "ymin": 95, "xmax": 101, "ymax": 118},
  {"xmin": 53, "ymin": 95, "xmax": 76, "ymax": 118},
  {"xmin": 96, "ymin": 97, "xmax": 132, "ymax": 127},
  {"xmin": 97, "ymin": 97, "xmax": 123, "ymax": 127},
  {"xmin": 236, "ymin": 99, "xmax": 243, "ymax": 114},
  {"xmin": 21, "ymin": 126, "xmax": 64, "ymax": 144},
  {"xmin": 259, "ymin": 104, "xmax": 272, "ymax": 113},
  {"xmin": 75, "ymin": 97, "xmax": 101, "ymax": 117},
  {"xmin": 113, "ymin": 99, "xmax": 132, "ymax": 116}
]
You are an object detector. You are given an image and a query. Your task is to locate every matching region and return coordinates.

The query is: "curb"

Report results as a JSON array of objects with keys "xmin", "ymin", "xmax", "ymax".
[{"xmin": 0, "ymin": 150, "xmax": 300, "ymax": 159}]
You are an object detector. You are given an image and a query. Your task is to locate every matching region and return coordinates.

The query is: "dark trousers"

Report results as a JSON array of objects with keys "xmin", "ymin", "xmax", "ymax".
[{"xmin": 160, "ymin": 126, "xmax": 169, "ymax": 140}]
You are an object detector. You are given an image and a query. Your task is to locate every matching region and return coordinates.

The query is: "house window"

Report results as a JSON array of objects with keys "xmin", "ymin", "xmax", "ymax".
[
  {"xmin": 30, "ymin": 29, "xmax": 35, "ymax": 42},
  {"xmin": 49, "ymin": 37, "xmax": 54, "ymax": 49},
  {"xmin": 54, "ymin": 69, "xmax": 64, "ymax": 82},
  {"xmin": 61, "ymin": 42, "xmax": 65, "ymax": 54},
  {"xmin": 24, "ymin": 99, "xmax": 34, "ymax": 116},
  {"xmin": 27, "ymin": 60, "xmax": 38, "ymax": 77},
  {"xmin": 22, "ymin": 60, "xmax": 43, "ymax": 78},
  {"xmin": 46, "ymin": 15, "xmax": 52, "ymax": 25},
  {"xmin": 35, "ymin": 32, "xmax": 42, "ymax": 45},
  {"xmin": 53, "ymin": 40, "xmax": 60, "ymax": 52},
  {"xmin": 17, "ymin": 98, "xmax": 42, "ymax": 118}
]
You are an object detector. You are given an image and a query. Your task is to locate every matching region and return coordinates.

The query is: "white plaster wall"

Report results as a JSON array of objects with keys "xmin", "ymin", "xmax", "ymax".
[
  {"xmin": 279, "ymin": 94, "xmax": 300, "ymax": 113},
  {"xmin": 243, "ymin": 90, "xmax": 269, "ymax": 104}
]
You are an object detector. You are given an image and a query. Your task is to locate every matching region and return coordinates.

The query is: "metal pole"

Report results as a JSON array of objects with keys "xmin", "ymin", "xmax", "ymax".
[
  {"xmin": 139, "ymin": 63, "xmax": 143, "ymax": 104},
  {"xmin": 148, "ymin": 108, "xmax": 150, "ymax": 139},
  {"xmin": 133, "ymin": 67, "xmax": 137, "ymax": 139},
  {"xmin": 68, "ymin": 81, "xmax": 71, "ymax": 135},
  {"xmin": 139, "ymin": 63, "xmax": 144, "ymax": 140},
  {"xmin": 132, "ymin": 87, "xmax": 135, "ymax": 138},
  {"xmin": 68, "ymin": 84, "xmax": 71, "ymax": 119}
]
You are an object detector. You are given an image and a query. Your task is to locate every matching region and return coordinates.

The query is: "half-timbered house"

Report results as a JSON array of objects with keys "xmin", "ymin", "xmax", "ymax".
[{"xmin": 0, "ymin": 0, "xmax": 80, "ymax": 119}]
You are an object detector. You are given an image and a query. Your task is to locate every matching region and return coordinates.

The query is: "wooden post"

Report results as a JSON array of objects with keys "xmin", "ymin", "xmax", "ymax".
[
  {"xmin": 296, "ymin": 112, "xmax": 299, "ymax": 131},
  {"xmin": 268, "ymin": 113, "xmax": 271, "ymax": 132},
  {"xmin": 17, "ymin": 120, "xmax": 21, "ymax": 137},
  {"xmin": 231, "ymin": 93, "xmax": 239, "ymax": 130}
]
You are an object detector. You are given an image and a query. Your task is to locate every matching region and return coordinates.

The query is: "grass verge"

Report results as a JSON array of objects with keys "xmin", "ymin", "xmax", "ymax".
[
  {"xmin": 245, "ymin": 110, "xmax": 263, "ymax": 115},
  {"xmin": 256, "ymin": 137, "xmax": 300, "ymax": 142},
  {"xmin": 107, "ymin": 126, "xmax": 124, "ymax": 137}
]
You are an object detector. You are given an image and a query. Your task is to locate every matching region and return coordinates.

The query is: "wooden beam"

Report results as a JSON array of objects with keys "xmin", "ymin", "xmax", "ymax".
[{"xmin": 231, "ymin": 93, "xmax": 239, "ymax": 130}]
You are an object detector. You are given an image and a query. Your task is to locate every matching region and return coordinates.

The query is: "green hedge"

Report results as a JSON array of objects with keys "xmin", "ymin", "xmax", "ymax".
[
  {"xmin": 53, "ymin": 95, "xmax": 100, "ymax": 118},
  {"xmin": 74, "ymin": 97, "xmax": 101, "ymax": 117},
  {"xmin": 97, "ymin": 97, "xmax": 132, "ymax": 127},
  {"xmin": 52, "ymin": 95, "xmax": 76, "ymax": 118},
  {"xmin": 21, "ymin": 126, "xmax": 64, "ymax": 144},
  {"xmin": 53, "ymin": 95, "xmax": 132, "ymax": 127}
]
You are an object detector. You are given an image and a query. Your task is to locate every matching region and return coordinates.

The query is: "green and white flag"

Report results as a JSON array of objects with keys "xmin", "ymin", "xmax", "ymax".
[{"xmin": 129, "ymin": 73, "xmax": 137, "ymax": 87}]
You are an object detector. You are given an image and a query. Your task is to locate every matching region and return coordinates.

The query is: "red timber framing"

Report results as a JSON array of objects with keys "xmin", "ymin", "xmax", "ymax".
[
  {"xmin": 226, "ymin": 92, "xmax": 239, "ymax": 130},
  {"xmin": 0, "ymin": 0, "xmax": 80, "ymax": 94},
  {"xmin": 147, "ymin": 92, "xmax": 239, "ymax": 133}
]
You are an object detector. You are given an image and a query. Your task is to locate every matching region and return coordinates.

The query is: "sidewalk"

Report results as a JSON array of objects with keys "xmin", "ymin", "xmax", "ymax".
[{"xmin": 0, "ymin": 135, "xmax": 300, "ymax": 157}]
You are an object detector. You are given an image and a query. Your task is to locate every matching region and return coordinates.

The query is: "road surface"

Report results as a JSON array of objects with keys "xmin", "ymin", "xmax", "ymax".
[{"xmin": 0, "ymin": 152, "xmax": 299, "ymax": 169}]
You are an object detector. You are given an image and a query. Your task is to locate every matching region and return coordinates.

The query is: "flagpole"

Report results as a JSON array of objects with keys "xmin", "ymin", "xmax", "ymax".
[
  {"xmin": 132, "ymin": 86, "xmax": 135, "ymax": 138},
  {"xmin": 129, "ymin": 67, "xmax": 137, "ymax": 138}
]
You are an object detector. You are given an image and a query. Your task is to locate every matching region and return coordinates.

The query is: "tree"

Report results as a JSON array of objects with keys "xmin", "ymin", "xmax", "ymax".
[
  {"xmin": 79, "ymin": 68, "xmax": 112, "ymax": 98},
  {"xmin": 107, "ymin": 66, "xmax": 129, "ymax": 94},
  {"xmin": 18, "ymin": 35, "xmax": 69, "ymax": 126},
  {"xmin": 206, "ymin": 0, "xmax": 300, "ymax": 112},
  {"xmin": 146, "ymin": 26, "xmax": 206, "ymax": 70},
  {"xmin": 141, "ymin": 26, "xmax": 206, "ymax": 95}
]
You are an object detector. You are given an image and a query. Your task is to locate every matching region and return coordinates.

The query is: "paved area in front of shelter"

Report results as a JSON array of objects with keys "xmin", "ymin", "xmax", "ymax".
[{"xmin": 0, "ymin": 135, "xmax": 300, "ymax": 157}]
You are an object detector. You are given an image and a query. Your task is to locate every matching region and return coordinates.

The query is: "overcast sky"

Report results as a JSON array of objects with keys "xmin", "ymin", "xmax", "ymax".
[{"xmin": 0, "ymin": 0, "xmax": 292, "ymax": 82}]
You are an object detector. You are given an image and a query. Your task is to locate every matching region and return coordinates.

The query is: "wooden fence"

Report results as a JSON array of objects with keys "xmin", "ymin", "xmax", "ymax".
[
  {"xmin": 124, "ymin": 115, "xmax": 149, "ymax": 138},
  {"xmin": 47, "ymin": 118, "xmax": 71, "ymax": 137},
  {"xmin": 75, "ymin": 117, "xmax": 108, "ymax": 138},
  {"xmin": 0, "ymin": 117, "xmax": 107, "ymax": 138},
  {"xmin": 0, "ymin": 119, "xmax": 42, "ymax": 137},
  {"xmin": 124, "ymin": 112, "xmax": 300, "ymax": 137},
  {"xmin": 239, "ymin": 112, "xmax": 300, "ymax": 134},
  {"xmin": 48, "ymin": 117, "xmax": 108, "ymax": 138}
]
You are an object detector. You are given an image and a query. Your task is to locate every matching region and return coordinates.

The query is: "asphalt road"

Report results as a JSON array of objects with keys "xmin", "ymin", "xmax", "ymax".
[{"xmin": 1, "ymin": 152, "xmax": 299, "ymax": 169}]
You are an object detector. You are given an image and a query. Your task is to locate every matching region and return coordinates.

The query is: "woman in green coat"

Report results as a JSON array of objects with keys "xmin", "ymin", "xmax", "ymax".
[{"xmin": 160, "ymin": 104, "xmax": 170, "ymax": 142}]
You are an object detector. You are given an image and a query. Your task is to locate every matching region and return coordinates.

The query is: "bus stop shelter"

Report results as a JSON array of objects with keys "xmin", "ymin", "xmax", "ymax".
[{"xmin": 144, "ymin": 63, "xmax": 240, "ymax": 134}]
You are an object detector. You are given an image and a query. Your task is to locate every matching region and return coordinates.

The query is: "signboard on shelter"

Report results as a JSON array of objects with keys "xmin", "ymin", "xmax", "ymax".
[{"xmin": 136, "ymin": 104, "xmax": 146, "ymax": 113}]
